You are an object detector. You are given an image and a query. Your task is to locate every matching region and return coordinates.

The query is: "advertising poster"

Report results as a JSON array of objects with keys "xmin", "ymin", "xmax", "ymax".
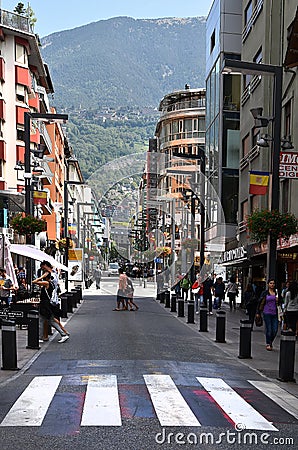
[{"xmin": 68, "ymin": 248, "xmax": 83, "ymax": 281}]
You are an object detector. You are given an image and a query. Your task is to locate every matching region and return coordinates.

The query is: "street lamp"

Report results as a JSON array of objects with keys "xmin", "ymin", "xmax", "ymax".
[
  {"xmin": 222, "ymin": 59, "xmax": 282, "ymax": 280},
  {"xmin": 24, "ymin": 111, "xmax": 68, "ymax": 286}
]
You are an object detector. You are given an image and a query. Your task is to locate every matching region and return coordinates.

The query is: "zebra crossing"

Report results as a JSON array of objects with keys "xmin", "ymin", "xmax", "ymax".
[{"xmin": 1, "ymin": 375, "xmax": 298, "ymax": 430}]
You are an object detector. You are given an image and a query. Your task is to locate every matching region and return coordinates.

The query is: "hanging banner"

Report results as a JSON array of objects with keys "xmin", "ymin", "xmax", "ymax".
[
  {"xmin": 249, "ymin": 171, "xmax": 269, "ymax": 195},
  {"xmin": 68, "ymin": 248, "xmax": 83, "ymax": 281}
]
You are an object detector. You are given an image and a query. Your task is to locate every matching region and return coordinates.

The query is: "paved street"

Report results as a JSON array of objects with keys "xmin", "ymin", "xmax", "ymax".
[{"xmin": 0, "ymin": 277, "xmax": 297, "ymax": 449}]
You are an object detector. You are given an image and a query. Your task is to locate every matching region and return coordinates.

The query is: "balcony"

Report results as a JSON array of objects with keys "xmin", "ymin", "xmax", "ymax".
[
  {"xmin": 0, "ymin": 9, "xmax": 33, "ymax": 33},
  {"xmin": 239, "ymin": 145, "xmax": 260, "ymax": 171}
]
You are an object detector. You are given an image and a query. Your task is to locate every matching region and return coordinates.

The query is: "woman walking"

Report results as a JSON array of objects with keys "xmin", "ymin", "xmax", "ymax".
[
  {"xmin": 226, "ymin": 276, "xmax": 238, "ymax": 311},
  {"xmin": 256, "ymin": 279, "xmax": 279, "ymax": 351},
  {"xmin": 33, "ymin": 273, "xmax": 69, "ymax": 343},
  {"xmin": 284, "ymin": 281, "xmax": 298, "ymax": 336}
]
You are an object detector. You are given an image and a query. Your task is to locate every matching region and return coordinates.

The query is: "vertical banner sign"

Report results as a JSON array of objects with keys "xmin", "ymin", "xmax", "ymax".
[{"xmin": 68, "ymin": 248, "xmax": 83, "ymax": 281}]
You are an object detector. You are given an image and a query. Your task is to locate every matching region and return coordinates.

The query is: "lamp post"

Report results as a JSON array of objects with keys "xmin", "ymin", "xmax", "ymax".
[
  {"xmin": 24, "ymin": 112, "xmax": 68, "ymax": 287},
  {"xmin": 222, "ymin": 59, "xmax": 282, "ymax": 280}
]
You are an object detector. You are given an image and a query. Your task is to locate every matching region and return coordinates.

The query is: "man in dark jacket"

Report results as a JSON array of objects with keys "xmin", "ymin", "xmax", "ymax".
[{"xmin": 212, "ymin": 277, "xmax": 225, "ymax": 309}]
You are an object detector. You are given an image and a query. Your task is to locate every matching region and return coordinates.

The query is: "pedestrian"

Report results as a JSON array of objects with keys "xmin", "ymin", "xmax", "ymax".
[
  {"xmin": 125, "ymin": 273, "xmax": 139, "ymax": 311},
  {"xmin": 256, "ymin": 279, "xmax": 279, "ymax": 351},
  {"xmin": 32, "ymin": 273, "xmax": 69, "ymax": 343},
  {"xmin": 226, "ymin": 276, "xmax": 238, "ymax": 311},
  {"xmin": 0, "ymin": 268, "xmax": 15, "ymax": 307},
  {"xmin": 16, "ymin": 266, "xmax": 27, "ymax": 287},
  {"xmin": 244, "ymin": 283, "xmax": 258, "ymax": 328},
  {"xmin": 284, "ymin": 281, "xmax": 298, "ymax": 336},
  {"xmin": 212, "ymin": 277, "xmax": 225, "ymax": 309},
  {"xmin": 172, "ymin": 272, "xmax": 182, "ymax": 297},
  {"xmin": 180, "ymin": 274, "xmax": 191, "ymax": 301},
  {"xmin": 203, "ymin": 274, "xmax": 214, "ymax": 314},
  {"xmin": 113, "ymin": 268, "xmax": 127, "ymax": 311},
  {"xmin": 37, "ymin": 260, "xmax": 61, "ymax": 305},
  {"xmin": 191, "ymin": 274, "xmax": 204, "ymax": 314},
  {"xmin": 93, "ymin": 265, "xmax": 102, "ymax": 289}
]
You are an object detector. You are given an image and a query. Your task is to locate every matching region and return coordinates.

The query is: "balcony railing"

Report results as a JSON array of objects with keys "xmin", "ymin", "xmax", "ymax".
[
  {"xmin": 239, "ymin": 145, "xmax": 260, "ymax": 171},
  {"xmin": 0, "ymin": 9, "xmax": 33, "ymax": 33},
  {"xmin": 161, "ymin": 99, "xmax": 206, "ymax": 113},
  {"xmin": 242, "ymin": 0, "xmax": 264, "ymax": 43},
  {"xmin": 159, "ymin": 130, "xmax": 205, "ymax": 145}
]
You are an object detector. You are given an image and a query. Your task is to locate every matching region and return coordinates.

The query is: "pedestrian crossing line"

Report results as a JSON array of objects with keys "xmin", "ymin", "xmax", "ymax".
[
  {"xmin": 81, "ymin": 375, "xmax": 122, "ymax": 426},
  {"xmin": 0, "ymin": 376, "xmax": 62, "ymax": 427},
  {"xmin": 197, "ymin": 377, "xmax": 278, "ymax": 431},
  {"xmin": 143, "ymin": 374, "xmax": 201, "ymax": 427},
  {"xmin": 248, "ymin": 380, "xmax": 298, "ymax": 421}
]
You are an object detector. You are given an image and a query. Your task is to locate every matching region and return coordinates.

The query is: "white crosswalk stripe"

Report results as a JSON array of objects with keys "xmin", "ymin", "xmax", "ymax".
[
  {"xmin": 1, "ymin": 374, "xmax": 296, "ymax": 429},
  {"xmin": 81, "ymin": 375, "xmax": 122, "ymax": 426},
  {"xmin": 248, "ymin": 380, "xmax": 298, "ymax": 420},
  {"xmin": 197, "ymin": 377, "xmax": 278, "ymax": 431},
  {"xmin": 143, "ymin": 374, "xmax": 201, "ymax": 426},
  {"xmin": 0, "ymin": 376, "xmax": 62, "ymax": 427}
]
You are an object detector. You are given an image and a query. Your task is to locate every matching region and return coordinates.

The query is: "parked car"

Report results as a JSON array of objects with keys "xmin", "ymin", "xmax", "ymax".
[{"xmin": 107, "ymin": 262, "xmax": 120, "ymax": 276}]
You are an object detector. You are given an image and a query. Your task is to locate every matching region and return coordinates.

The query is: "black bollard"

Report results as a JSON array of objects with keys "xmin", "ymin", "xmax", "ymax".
[
  {"xmin": 165, "ymin": 291, "xmax": 170, "ymax": 308},
  {"xmin": 160, "ymin": 292, "xmax": 165, "ymax": 304},
  {"xmin": 74, "ymin": 286, "xmax": 82, "ymax": 303},
  {"xmin": 199, "ymin": 306, "xmax": 208, "ymax": 332},
  {"xmin": 238, "ymin": 319, "xmax": 252, "ymax": 359},
  {"xmin": 60, "ymin": 295, "xmax": 68, "ymax": 319},
  {"xmin": 71, "ymin": 289, "xmax": 78, "ymax": 308},
  {"xmin": 156, "ymin": 292, "xmax": 161, "ymax": 302},
  {"xmin": 66, "ymin": 293, "xmax": 73, "ymax": 313},
  {"xmin": 170, "ymin": 293, "xmax": 177, "ymax": 312},
  {"xmin": 187, "ymin": 300, "xmax": 195, "ymax": 324},
  {"xmin": 215, "ymin": 310, "xmax": 226, "ymax": 343},
  {"xmin": 26, "ymin": 310, "xmax": 40, "ymax": 349},
  {"xmin": 177, "ymin": 298, "xmax": 185, "ymax": 317},
  {"xmin": 1, "ymin": 319, "xmax": 18, "ymax": 370},
  {"xmin": 278, "ymin": 330, "xmax": 296, "ymax": 382}
]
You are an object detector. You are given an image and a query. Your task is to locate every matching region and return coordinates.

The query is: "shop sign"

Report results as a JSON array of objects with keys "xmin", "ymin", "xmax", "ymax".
[
  {"xmin": 219, "ymin": 246, "xmax": 247, "ymax": 263},
  {"xmin": 279, "ymin": 151, "xmax": 298, "ymax": 178}
]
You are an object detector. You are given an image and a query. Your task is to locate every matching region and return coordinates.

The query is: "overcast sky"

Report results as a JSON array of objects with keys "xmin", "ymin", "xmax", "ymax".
[{"xmin": 2, "ymin": 0, "xmax": 213, "ymax": 36}]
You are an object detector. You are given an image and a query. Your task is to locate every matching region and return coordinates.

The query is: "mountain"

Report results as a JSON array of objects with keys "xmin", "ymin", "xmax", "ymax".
[
  {"xmin": 40, "ymin": 17, "xmax": 206, "ymax": 181},
  {"xmin": 41, "ymin": 16, "xmax": 206, "ymax": 109}
]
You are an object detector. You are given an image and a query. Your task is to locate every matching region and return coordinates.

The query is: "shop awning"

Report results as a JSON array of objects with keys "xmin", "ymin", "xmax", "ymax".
[{"xmin": 10, "ymin": 244, "xmax": 69, "ymax": 271}]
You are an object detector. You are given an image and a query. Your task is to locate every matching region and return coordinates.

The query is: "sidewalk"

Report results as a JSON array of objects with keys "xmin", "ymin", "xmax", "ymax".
[{"xmin": 0, "ymin": 281, "xmax": 297, "ymax": 401}]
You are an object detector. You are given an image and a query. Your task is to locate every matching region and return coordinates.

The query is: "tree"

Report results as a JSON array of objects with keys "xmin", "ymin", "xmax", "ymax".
[{"xmin": 13, "ymin": 2, "xmax": 37, "ymax": 30}]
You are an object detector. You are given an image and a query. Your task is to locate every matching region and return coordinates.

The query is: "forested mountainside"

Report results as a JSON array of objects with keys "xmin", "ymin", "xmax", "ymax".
[{"xmin": 41, "ymin": 16, "xmax": 206, "ymax": 180}]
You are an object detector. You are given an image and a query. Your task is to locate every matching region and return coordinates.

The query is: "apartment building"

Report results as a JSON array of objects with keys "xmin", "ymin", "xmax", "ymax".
[{"xmin": 206, "ymin": 0, "xmax": 298, "ymax": 286}]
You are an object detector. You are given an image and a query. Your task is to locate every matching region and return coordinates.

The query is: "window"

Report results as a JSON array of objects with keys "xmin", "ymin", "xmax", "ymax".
[
  {"xmin": 241, "ymin": 200, "xmax": 248, "ymax": 222},
  {"xmin": 16, "ymin": 84, "xmax": 27, "ymax": 103},
  {"xmin": 15, "ymin": 43, "xmax": 28, "ymax": 65},
  {"xmin": 210, "ymin": 30, "xmax": 215, "ymax": 53},
  {"xmin": 242, "ymin": 134, "xmax": 250, "ymax": 157},
  {"xmin": 284, "ymin": 100, "xmax": 291, "ymax": 137},
  {"xmin": 245, "ymin": 1, "xmax": 253, "ymax": 28},
  {"xmin": 254, "ymin": 47, "xmax": 262, "ymax": 64}
]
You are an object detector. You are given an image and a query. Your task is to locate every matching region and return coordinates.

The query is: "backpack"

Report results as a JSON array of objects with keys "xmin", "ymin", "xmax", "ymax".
[{"xmin": 181, "ymin": 278, "xmax": 190, "ymax": 289}]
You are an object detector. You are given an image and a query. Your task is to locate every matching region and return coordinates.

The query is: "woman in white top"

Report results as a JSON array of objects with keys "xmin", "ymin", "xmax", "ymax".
[{"xmin": 284, "ymin": 281, "xmax": 298, "ymax": 336}]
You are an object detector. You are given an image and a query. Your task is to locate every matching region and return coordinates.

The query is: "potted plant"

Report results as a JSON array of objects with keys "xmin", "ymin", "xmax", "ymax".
[
  {"xmin": 246, "ymin": 209, "xmax": 298, "ymax": 243},
  {"xmin": 55, "ymin": 238, "xmax": 75, "ymax": 251},
  {"xmin": 155, "ymin": 246, "xmax": 172, "ymax": 256},
  {"xmin": 10, "ymin": 213, "xmax": 47, "ymax": 235},
  {"xmin": 181, "ymin": 237, "xmax": 200, "ymax": 250}
]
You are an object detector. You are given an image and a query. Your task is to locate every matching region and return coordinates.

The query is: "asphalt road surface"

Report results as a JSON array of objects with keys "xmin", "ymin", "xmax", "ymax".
[{"xmin": 0, "ymin": 278, "xmax": 297, "ymax": 450}]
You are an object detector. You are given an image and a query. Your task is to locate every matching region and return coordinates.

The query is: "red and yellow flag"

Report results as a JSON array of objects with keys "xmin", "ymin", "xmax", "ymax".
[
  {"xmin": 249, "ymin": 171, "xmax": 269, "ymax": 195},
  {"xmin": 33, "ymin": 190, "xmax": 47, "ymax": 205}
]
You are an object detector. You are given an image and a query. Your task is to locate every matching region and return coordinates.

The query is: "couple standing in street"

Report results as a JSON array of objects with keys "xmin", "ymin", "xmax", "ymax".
[{"xmin": 114, "ymin": 268, "xmax": 139, "ymax": 311}]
